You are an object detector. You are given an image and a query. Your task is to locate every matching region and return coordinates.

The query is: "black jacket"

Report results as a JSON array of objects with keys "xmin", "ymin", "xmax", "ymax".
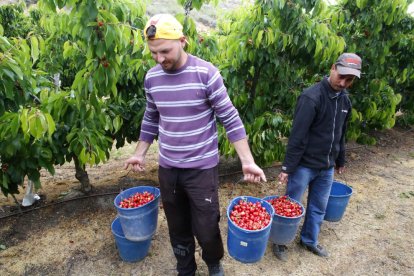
[{"xmin": 282, "ymin": 77, "xmax": 352, "ymax": 173}]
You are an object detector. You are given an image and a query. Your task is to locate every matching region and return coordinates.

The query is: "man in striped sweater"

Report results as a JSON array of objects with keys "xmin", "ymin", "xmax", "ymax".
[{"xmin": 124, "ymin": 14, "xmax": 266, "ymax": 276}]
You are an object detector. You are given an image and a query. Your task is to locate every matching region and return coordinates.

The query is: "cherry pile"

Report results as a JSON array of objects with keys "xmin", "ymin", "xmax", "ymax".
[
  {"xmin": 267, "ymin": 195, "xmax": 303, "ymax": 217},
  {"xmin": 119, "ymin": 191, "xmax": 155, "ymax": 208},
  {"xmin": 229, "ymin": 199, "xmax": 271, "ymax": 230}
]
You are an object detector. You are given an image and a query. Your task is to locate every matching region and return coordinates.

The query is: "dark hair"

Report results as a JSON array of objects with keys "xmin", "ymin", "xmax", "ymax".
[{"xmin": 146, "ymin": 25, "xmax": 157, "ymax": 39}]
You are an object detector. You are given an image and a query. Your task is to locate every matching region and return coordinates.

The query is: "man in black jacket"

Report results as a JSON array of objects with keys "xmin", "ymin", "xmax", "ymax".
[{"xmin": 274, "ymin": 53, "xmax": 362, "ymax": 261}]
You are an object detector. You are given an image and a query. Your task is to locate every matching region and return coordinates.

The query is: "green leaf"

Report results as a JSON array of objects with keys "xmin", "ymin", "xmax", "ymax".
[
  {"xmin": 38, "ymin": 36, "xmax": 45, "ymax": 53},
  {"xmin": 97, "ymin": 148, "xmax": 106, "ymax": 162},
  {"xmin": 256, "ymin": 30, "xmax": 264, "ymax": 48},
  {"xmin": 315, "ymin": 40, "xmax": 322, "ymax": 57},
  {"xmin": 7, "ymin": 63, "xmax": 23, "ymax": 80},
  {"xmin": 45, "ymin": 113, "xmax": 56, "ymax": 137},
  {"xmin": 30, "ymin": 36, "xmax": 39, "ymax": 64},
  {"xmin": 88, "ymin": 76, "xmax": 94, "ymax": 92},
  {"xmin": 56, "ymin": 0, "xmax": 66, "ymax": 9},
  {"xmin": 132, "ymin": 30, "xmax": 140, "ymax": 54},
  {"xmin": 121, "ymin": 25, "xmax": 131, "ymax": 48},
  {"xmin": 400, "ymin": 69, "xmax": 408, "ymax": 83},
  {"xmin": 66, "ymin": 129, "xmax": 77, "ymax": 143},
  {"xmin": 35, "ymin": 116, "xmax": 44, "ymax": 139},
  {"xmin": 79, "ymin": 148, "xmax": 87, "ymax": 165},
  {"xmin": 96, "ymin": 41, "xmax": 105, "ymax": 58},
  {"xmin": 113, "ymin": 115, "xmax": 122, "ymax": 132},
  {"xmin": 40, "ymin": 90, "xmax": 49, "ymax": 104},
  {"xmin": 100, "ymin": 10, "xmax": 120, "ymax": 24},
  {"xmin": 105, "ymin": 25, "xmax": 116, "ymax": 49},
  {"xmin": 2, "ymin": 69, "xmax": 15, "ymax": 81},
  {"xmin": 0, "ymin": 36, "xmax": 11, "ymax": 48},
  {"xmin": 28, "ymin": 115, "xmax": 37, "ymax": 138},
  {"xmin": 89, "ymin": 152, "xmax": 96, "ymax": 165},
  {"xmin": 266, "ymin": 28, "xmax": 274, "ymax": 45},
  {"xmin": 111, "ymin": 83, "xmax": 117, "ymax": 98},
  {"xmin": 41, "ymin": 147, "xmax": 53, "ymax": 161},
  {"xmin": 72, "ymin": 69, "xmax": 87, "ymax": 90},
  {"xmin": 10, "ymin": 114, "xmax": 19, "ymax": 136},
  {"xmin": 72, "ymin": 23, "xmax": 81, "ymax": 38},
  {"xmin": 21, "ymin": 109, "xmax": 28, "ymax": 133},
  {"xmin": 63, "ymin": 41, "xmax": 73, "ymax": 59},
  {"xmin": 282, "ymin": 35, "xmax": 288, "ymax": 50},
  {"xmin": 2, "ymin": 174, "xmax": 8, "ymax": 190}
]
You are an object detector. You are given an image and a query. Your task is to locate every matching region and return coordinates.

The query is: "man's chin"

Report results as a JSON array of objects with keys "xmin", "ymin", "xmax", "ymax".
[{"xmin": 161, "ymin": 64, "xmax": 171, "ymax": 70}]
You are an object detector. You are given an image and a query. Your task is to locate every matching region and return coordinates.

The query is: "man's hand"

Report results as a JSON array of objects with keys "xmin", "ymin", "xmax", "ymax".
[
  {"xmin": 232, "ymin": 138, "xmax": 267, "ymax": 183},
  {"xmin": 278, "ymin": 172, "xmax": 289, "ymax": 185},
  {"xmin": 124, "ymin": 155, "xmax": 146, "ymax": 172},
  {"xmin": 124, "ymin": 141, "xmax": 151, "ymax": 172},
  {"xmin": 242, "ymin": 163, "xmax": 267, "ymax": 183},
  {"xmin": 336, "ymin": 166, "xmax": 346, "ymax": 174}
]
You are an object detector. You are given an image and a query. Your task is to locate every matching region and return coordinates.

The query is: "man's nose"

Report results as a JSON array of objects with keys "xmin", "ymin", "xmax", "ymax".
[{"xmin": 155, "ymin": 54, "xmax": 165, "ymax": 64}]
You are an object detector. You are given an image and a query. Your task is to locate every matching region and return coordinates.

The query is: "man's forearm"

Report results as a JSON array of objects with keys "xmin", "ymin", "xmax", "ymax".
[
  {"xmin": 134, "ymin": 140, "xmax": 152, "ymax": 157},
  {"xmin": 232, "ymin": 138, "xmax": 255, "ymax": 165}
]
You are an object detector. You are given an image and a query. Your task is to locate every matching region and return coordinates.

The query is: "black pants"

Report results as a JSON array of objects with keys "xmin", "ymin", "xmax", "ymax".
[{"xmin": 158, "ymin": 166, "xmax": 224, "ymax": 276}]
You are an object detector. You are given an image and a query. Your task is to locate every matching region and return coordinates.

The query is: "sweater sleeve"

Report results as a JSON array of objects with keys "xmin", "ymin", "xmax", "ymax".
[
  {"xmin": 206, "ymin": 68, "xmax": 246, "ymax": 143},
  {"xmin": 138, "ymin": 78, "xmax": 159, "ymax": 143},
  {"xmin": 282, "ymin": 95, "xmax": 317, "ymax": 173}
]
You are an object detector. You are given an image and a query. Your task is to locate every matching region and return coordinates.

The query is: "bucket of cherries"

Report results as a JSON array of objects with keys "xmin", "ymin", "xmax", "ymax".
[
  {"xmin": 111, "ymin": 185, "xmax": 160, "ymax": 262},
  {"xmin": 263, "ymin": 195, "xmax": 305, "ymax": 245},
  {"xmin": 226, "ymin": 196, "xmax": 274, "ymax": 263},
  {"xmin": 113, "ymin": 186, "xmax": 160, "ymax": 241}
]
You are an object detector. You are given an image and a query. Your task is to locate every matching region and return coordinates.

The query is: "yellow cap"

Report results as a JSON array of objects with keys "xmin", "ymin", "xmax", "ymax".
[{"xmin": 144, "ymin": 14, "xmax": 184, "ymax": 40}]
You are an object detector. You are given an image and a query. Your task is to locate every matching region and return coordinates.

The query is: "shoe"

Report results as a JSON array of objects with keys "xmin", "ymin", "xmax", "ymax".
[
  {"xmin": 207, "ymin": 262, "xmax": 224, "ymax": 276},
  {"xmin": 272, "ymin": 244, "xmax": 288, "ymax": 262},
  {"xmin": 300, "ymin": 240, "xmax": 328, "ymax": 257}
]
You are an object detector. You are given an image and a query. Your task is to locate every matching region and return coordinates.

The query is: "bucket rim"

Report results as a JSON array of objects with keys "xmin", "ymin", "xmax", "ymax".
[
  {"xmin": 111, "ymin": 217, "xmax": 125, "ymax": 239},
  {"xmin": 263, "ymin": 195, "xmax": 305, "ymax": 219},
  {"xmin": 331, "ymin": 181, "xmax": 353, "ymax": 197},
  {"xmin": 227, "ymin": 195, "xmax": 274, "ymax": 233},
  {"xmin": 114, "ymin": 186, "xmax": 160, "ymax": 210}
]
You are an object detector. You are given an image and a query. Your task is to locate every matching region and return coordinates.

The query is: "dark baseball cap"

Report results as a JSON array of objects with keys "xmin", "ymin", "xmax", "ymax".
[{"xmin": 335, "ymin": 53, "xmax": 362, "ymax": 78}]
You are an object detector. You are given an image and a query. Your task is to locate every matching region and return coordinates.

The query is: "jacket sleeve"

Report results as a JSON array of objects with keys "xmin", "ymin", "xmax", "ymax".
[
  {"xmin": 282, "ymin": 95, "xmax": 317, "ymax": 174},
  {"xmin": 335, "ymin": 100, "xmax": 352, "ymax": 167}
]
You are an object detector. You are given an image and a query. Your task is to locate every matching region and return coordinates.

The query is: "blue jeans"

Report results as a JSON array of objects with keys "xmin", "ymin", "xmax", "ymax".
[{"xmin": 286, "ymin": 165, "xmax": 334, "ymax": 247}]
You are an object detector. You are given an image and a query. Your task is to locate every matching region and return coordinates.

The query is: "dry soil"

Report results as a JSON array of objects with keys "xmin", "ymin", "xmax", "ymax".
[{"xmin": 1, "ymin": 128, "xmax": 413, "ymax": 276}]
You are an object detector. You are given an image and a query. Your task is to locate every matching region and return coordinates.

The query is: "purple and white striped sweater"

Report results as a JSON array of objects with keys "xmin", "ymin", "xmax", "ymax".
[{"xmin": 139, "ymin": 54, "xmax": 246, "ymax": 169}]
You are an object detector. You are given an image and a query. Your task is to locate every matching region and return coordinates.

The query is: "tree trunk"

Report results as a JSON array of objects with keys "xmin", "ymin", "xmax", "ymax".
[{"xmin": 74, "ymin": 156, "xmax": 92, "ymax": 193}]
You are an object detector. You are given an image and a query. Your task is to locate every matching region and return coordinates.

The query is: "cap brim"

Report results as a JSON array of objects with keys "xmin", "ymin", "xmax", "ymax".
[{"xmin": 336, "ymin": 66, "xmax": 361, "ymax": 78}]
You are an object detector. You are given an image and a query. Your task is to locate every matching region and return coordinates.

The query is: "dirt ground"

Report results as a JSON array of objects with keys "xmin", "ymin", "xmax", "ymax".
[{"xmin": 1, "ymin": 127, "xmax": 413, "ymax": 276}]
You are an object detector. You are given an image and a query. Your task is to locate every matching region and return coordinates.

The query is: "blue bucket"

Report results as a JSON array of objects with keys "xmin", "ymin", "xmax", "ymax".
[
  {"xmin": 111, "ymin": 217, "xmax": 152, "ymax": 262},
  {"xmin": 324, "ymin": 181, "xmax": 353, "ymax": 222},
  {"xmin": 227, "ymin": 196, "xmax": 274, "ymax": 263},
  {"xmin": 114, "ymin": 186, "xmax": 160, "ymax": 241},
  {"xmin": 263, "ymin": 195, "xmax": 305, "ymax": 245}
]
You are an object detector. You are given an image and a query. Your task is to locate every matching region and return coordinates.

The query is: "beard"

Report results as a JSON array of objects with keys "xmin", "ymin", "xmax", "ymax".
[
  {"xmin": 160, "ymin": 49, "xmax": 184, "ymax": 71},
  {"xmin": 161, "ymin": 61, "xmax": 175, "ymax": 70}
]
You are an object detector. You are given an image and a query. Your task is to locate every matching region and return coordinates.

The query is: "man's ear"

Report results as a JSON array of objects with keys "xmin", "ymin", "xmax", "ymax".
[{"xmin": 179, "ymin": 37, "xmax": 187, "ymax": 47}]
